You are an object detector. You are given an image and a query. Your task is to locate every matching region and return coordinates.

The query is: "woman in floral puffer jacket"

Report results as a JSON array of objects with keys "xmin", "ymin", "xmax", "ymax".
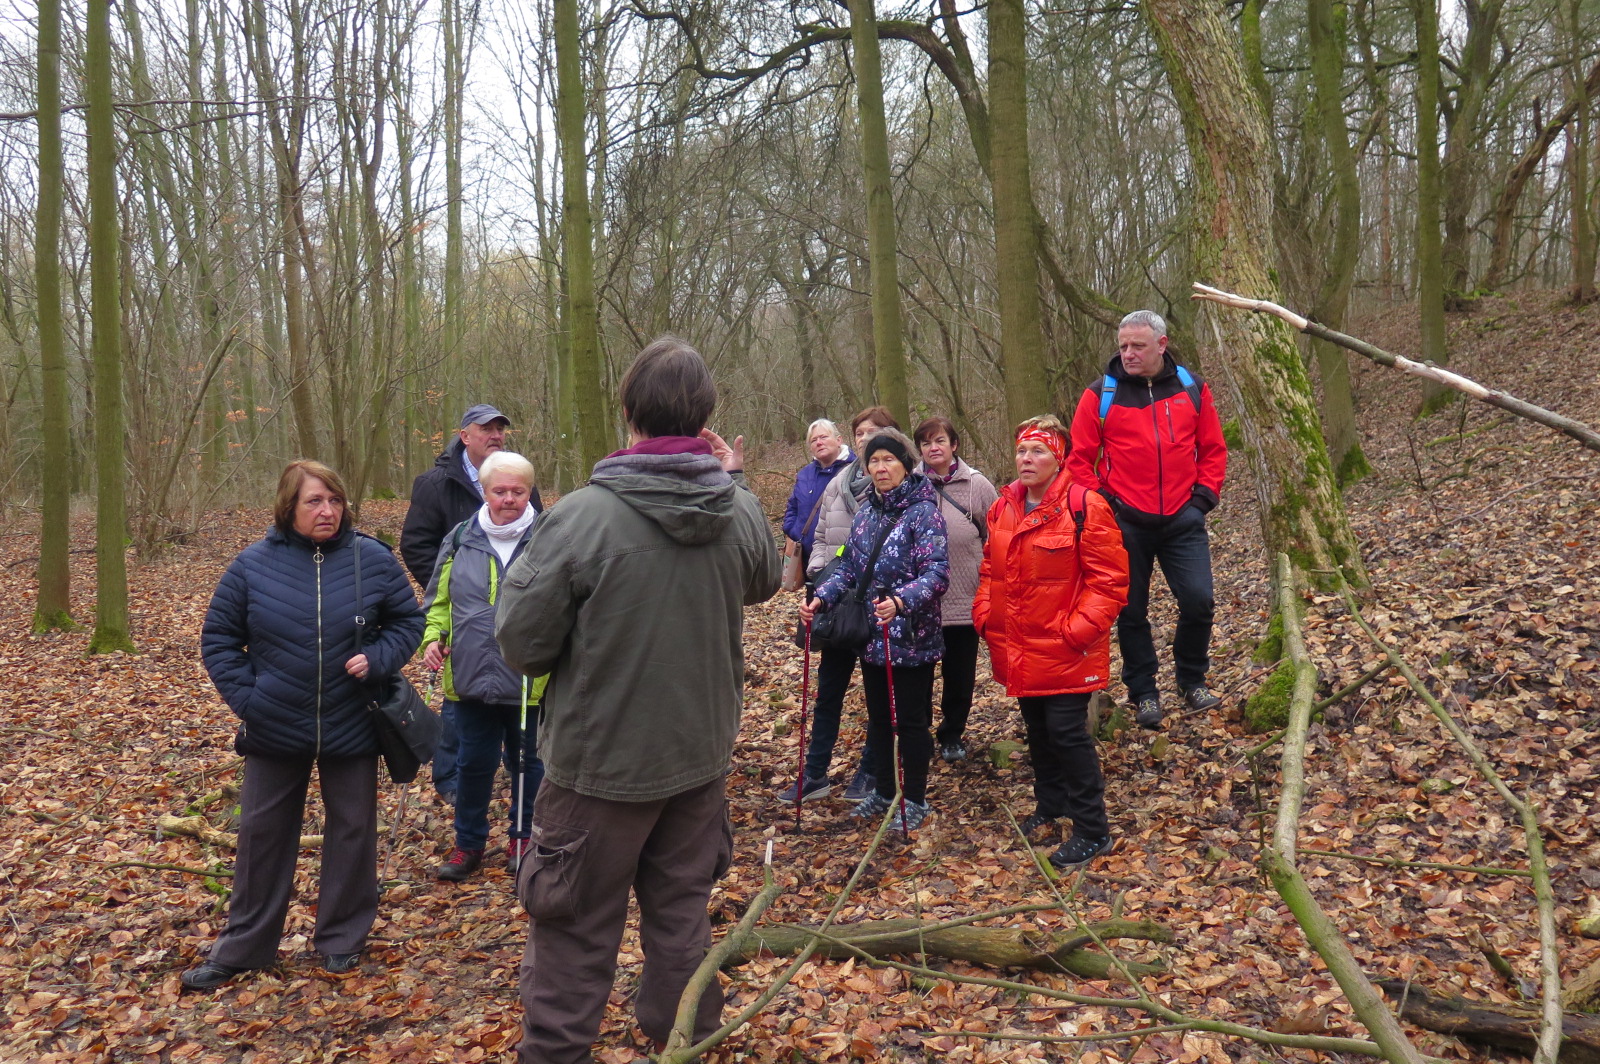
[{"xmin": 803, "ymin": 429, "xmax": 949, "ymax": 832}]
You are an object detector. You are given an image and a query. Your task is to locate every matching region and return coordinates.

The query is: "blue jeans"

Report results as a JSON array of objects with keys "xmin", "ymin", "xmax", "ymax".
[
  {"xmin": 453, "ymin": 698, "xmax": 543, "ymax": 851},
  {"xmin": 432, "ymin": 699, "xmax": 460, "ymax": 798},
  {"xmin": 1116, "ymin": 506, "xmax": 1215, "ymax": 701},
  {"xmin": 802, "ymin": 646, "xmax": 879, "ymax": 783}
]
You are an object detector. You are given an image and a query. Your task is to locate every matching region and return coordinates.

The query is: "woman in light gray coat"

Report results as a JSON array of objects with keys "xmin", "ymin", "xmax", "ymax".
[{"xmin": 915, "ymin": 417, "xmax": 999, "ymax": 762}]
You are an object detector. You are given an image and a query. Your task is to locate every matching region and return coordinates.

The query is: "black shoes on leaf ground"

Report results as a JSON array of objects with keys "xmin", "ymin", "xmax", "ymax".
[
  {"xmin": 1048, "ymin": 835, "xmax": 1114, "ymax": 872},
  {"xmin": 180, "ymin": 960, "xmax": 251, "ymax": 992}
]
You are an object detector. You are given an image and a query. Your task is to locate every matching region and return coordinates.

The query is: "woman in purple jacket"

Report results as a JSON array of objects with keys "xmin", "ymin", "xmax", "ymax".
[
  {"xmin": 801, "ymin": 429, "xmax": 949, "ymax": 832},
  {"xmin": 782, "ymin": 419, "xmax": 852, "ymax": 565}
]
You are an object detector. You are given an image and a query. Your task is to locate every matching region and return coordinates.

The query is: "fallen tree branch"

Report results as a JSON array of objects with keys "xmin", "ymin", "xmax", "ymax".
[
  {"xmin": 104, "ymin": 860, "xmax": 233, "ymax": 877},
  {"xmin": 1298, "ymin": 848, "xmax": 1532, "ymax": 878},
  {"xmin": 1379, "ymin": 981, "xmax": 1600, "ymax": 1063},
  {"xmin": 1267, "ymin": 555, "xmax": 1428, "ymax": 1064},
  {"xmin": 1191, "ymin": 283, "xmax": 1600, "ymax": 455},
  {"xmin": 157, "ymin": 813, "xmax": 322, "ymax": 850},
  {"xmin": 1346, "ymin": 587, "xmax": 1564, "ymax": 1064},
  {"xmin": 1314, "ymin": 660, "xmax": 1395, "ymax": 712},
  {"xmin": 731, "ymin": 917, "xmax": 1170, "ymax": 979}
]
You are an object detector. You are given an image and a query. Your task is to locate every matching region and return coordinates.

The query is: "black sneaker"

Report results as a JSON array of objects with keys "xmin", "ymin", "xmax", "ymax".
[
  {"xmin": 775, "ymin": 776, "xmax": 832, "ymax": 802},
  {"xmin": 939, "ymin": 741, "xmax": 967, "ymax": 763},
  {"xmin": 322, "ymin": 952, "xmax": 361, "ymax": 974},
  {"xmin": 1182, "ymin": 685, "xmax": 1222, "ymax": 712},
  {"xmin": 1134, "ymin": 696, "xmax": 1163, "ymax": 729},
  {"xmin": 1018, "ymin": 813, "xmax": 1058, "ymax": 842},
  {"xmin": 1048, "ymin": 835, "xmax": 1114, "ymax": 871},
  {"xmin": 849, "ymin": 792, "xmax": 892, "ymax": 820},
  {"xmin": 180, "ymin": 960, "xmax": 251, "ymax": 992},
  {"xmin": 435, "ymin": 847, "xmax": 484, "ymax": 882}
]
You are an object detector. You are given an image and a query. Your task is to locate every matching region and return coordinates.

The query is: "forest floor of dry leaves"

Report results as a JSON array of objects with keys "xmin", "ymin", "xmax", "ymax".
[{"xmin": 2, "ymin": 292, "xmax": 1598, "ymax": 1064}]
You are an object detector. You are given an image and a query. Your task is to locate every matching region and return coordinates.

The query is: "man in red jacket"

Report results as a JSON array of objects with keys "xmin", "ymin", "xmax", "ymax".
[{"xmin": 1067, "ymin": 310, "xmax": 1228, "ymax": 729}]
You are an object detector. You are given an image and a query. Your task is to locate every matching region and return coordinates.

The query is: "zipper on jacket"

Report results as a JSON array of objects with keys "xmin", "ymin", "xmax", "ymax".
[
  {"xmin": 313, "ymin": 547, "xmax": 324, "ymax": 757},
  {"xmin": 1148, "ymin": 380, "xmax": 1165, "ymax": 514}
]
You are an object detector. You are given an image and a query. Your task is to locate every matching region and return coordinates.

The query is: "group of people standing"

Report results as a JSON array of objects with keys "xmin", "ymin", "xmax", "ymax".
[
  {"xmin": 174, "ymin": 311, "xmax": 1226, "ymax": 1064},
  {"xmin": 780, "ymin": 309, "xmax": 1228, "ymax": 870}
]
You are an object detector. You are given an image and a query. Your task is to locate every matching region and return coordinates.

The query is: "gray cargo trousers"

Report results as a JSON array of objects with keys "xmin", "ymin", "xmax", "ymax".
[{"xmin": 516, "ymin": 775, "xmax": 733, "ymax": 1064}]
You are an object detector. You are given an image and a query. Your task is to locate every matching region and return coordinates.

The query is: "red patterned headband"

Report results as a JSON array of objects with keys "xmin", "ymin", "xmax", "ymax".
[{"xmin": 1015, "ymin": 426, "xmax": 1066, "ymax": 467}]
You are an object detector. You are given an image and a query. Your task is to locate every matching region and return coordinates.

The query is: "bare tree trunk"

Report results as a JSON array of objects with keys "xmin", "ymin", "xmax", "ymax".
[
  {"xmin": 556, "ymin": 0, "xmax": 610, "ymax": 469},
  {"xmin": 849, "ymin": 0, "xmax": 908, "ymax": 423},
  {"xmin": 1438, "ymin": 0, "xmax": 1505, "ymax": 297},
  {"xmin": 1308, "ymin": 0, "xmax": 1370, "ymax": 486},
  {"xmin": 86, "ymin": 0, "xmax": 134, "ymax": 653},
  {"xmin": 1567, "ymin": 0, "xmax": 1596, "ymax": 303},
  {"xmin": 1143, "ymin": 0, "xmax": 1368, "ymax": 588},
  {"xmin": 1413, "ymin": 0, "xmax": 1450, "ymax": 402},
  {"xmin": 987, "ymin": 0, "xmax": 1047, "ymax": 425},
  {"xmin": 33, "ymin": 0, "xmax": 74, "ymax": 632}
]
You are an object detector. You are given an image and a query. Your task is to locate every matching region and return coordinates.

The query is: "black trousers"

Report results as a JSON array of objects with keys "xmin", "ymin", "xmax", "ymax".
[
  {"xmin": 1018, "ymin": 693, "xmax": 1109, "ymax": 841},
  {"xmin": 934, "ymin": 624, "xmax": 981, "ymax": 747},
  {"xmin": 1116, "ymin": 507, "xmax": 1215, "ymax": 701},
  {"xmin": 860, "ymin": 663, "xmax": 935, "ymax": 805},
  {"xmin": 207, "ymin": 754, "xmax": 379, "ymax": 968}
]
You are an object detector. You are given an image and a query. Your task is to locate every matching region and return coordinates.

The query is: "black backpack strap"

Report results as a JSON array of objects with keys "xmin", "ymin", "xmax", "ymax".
[{"xmin": 1068, "ymin": 484, "xmax": 1089, "ymax": 547}]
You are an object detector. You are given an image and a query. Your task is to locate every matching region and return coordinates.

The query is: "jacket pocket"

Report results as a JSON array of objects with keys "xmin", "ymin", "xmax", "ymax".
[
  {"xmin": 1029, "ymin": 534, "xmax": 1079, "ymax": 584},
  {"xmin": 518, "ymin": 817, "xmax": 588, "ymax": 921}
]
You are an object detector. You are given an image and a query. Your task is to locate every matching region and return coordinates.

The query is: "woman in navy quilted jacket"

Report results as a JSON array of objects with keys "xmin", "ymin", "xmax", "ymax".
[
  {"xmin": 802, "ymin": 429, "xmax": 949, "ymax": 832},
  {"xmin": 182, "ymin": 460, "xmax": 424, "ymax": 992}
]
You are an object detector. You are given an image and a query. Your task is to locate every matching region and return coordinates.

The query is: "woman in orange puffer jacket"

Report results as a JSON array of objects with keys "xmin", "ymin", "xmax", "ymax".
[{"xmin": 973, "ymin": 415, "xmax": 1129, "ymax": 872}]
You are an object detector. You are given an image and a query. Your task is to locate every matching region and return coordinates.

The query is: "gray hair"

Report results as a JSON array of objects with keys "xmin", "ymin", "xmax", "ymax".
[
  {"xmin": 1119, "ymin": 309, "xmax": 1168, "ymax": 338},
  {"xmin": 806, "ymin": 418, "xmax": 843, "ymax": 441},
  {"xmin": 478, "ymin": 450, "xmax": 537, "ymax": 489}
]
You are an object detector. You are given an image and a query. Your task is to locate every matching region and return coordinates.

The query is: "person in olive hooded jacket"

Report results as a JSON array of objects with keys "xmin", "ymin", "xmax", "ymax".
[{"xmin": 495, "ymin": 337, "xmax": 780, "ymax": 1064}]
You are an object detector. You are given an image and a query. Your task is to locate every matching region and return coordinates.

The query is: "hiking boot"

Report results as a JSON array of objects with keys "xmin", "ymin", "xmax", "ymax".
[
  {"xmin": 889, "ymin": 800, "xmax": 931, "ymax": 834},
  {"xmin": 848, "ymin": 792, "xmax": 892, "ymax": 821},
  {"xmin": 322, "ymin": 952, "xmax": 361, "ymax": 974},
  {"xmin": 180, "ymin": 960, "xmax": 251, "ymax": 992},
  {"xmin": 774, "ymin": 776, "xmax": 832, "ymax": 803},
  {"xmin": 842, "ymin": 766, "xmax": 877, "ymax": 802},
  {"xmin": 507, "ymin": 837, "xmax": 531, "ymax": 873},
  {"xmin": 1134, "ymin": 696, "xmax": 1164, "ymax": 730},
  {"xmin": 1182, "ymin": 685, "xmax": 1223, "ymax": 712},
  {"xmin": 939, "ymin": 741, "xmax": 967, "ymax": 763},
  {"xmin": 1048, "ymin": 835, "xmax": 1114, "ymax": 872},
  {"xmin": 435, "ymin": 847, "xmax": 484, "ymax": 882},
  {"xmin": 1018, "ymin": 812, "xmax": 1058, "ymax": 842}
]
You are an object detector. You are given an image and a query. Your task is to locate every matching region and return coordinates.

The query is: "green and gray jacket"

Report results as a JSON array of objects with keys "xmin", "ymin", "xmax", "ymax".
[
  {"xmin": 421, "ymin": 516, "xmax": 548, "ymax": 706},
  {"xmin": 495, "ymin": 448, "xmax": 782, "ymax": 802}
]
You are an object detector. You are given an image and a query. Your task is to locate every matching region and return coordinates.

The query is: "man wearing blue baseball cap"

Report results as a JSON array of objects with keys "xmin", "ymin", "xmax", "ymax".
[{"xmin": 402, "ymin": 404, "xmax": 543, "ymax": 802}]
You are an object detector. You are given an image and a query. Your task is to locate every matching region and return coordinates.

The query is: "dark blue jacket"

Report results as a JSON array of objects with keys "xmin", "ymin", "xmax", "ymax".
[
  {"xmin": 782, "ymin": 452, "xmax": 852, "ymax": 559},
  {"xmin": 816, "ymin": 474, "xmax": 950, "ymax": 667},
  {"xmin": 202, "ymin": 526, "xmax": 425, "ymax": 758}
]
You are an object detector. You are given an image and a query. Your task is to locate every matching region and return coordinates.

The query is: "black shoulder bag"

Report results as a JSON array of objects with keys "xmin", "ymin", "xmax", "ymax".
[
  {"xmin": 354, "ymin": 536, "xmax": 440, "ymax": 783},
  {"xmin": 931, "ymin": 479, "xmax": 987, "ymax": 543},
  {"xmin": 808, "ymin": 512, "xmax": 903, "ymax": 654}
]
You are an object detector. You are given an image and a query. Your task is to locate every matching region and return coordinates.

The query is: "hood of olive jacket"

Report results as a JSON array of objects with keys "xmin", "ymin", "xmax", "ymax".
[{"xmin": 588, "ymin": 451, "xmax": 737, "ymax": 546}]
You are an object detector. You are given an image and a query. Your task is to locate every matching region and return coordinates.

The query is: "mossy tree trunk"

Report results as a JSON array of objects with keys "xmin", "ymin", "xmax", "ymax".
[
  {"xmin": 1567, "ymin": 0, "xmax": 1596, "ymax": 304},
  {"xmin": 987, "ymin": 0, "xmax": 1047, "ymax": 426},
  {"xmin": 86, "ymin": 0, "xmax": 135, "ymax": 653},
  {"xmin": 1438, "ymin": 0, "xmax": 1505, "ymax": 299},
  {"xmin": 848, "ymin": 0, "xmax": 909, "ymax": 424},
  {"xmin": 1143, "ymin": 0, "xmax": 1368, "ymax": 588},
  {"xmin": 555, "ymin": 0, "xmax": 610, "ymax": 470},
  {"xmin": 1307, "ymin": 0, "xmax": 1370, "ymax": 487},
  {"xmin": 33, "ymin": 0, "xmax": 74, "ymax": 632}
]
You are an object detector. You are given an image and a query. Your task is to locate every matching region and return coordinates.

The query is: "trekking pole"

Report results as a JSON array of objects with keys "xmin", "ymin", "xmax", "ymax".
[
  {"xmin": 880, "ymin": 618, "xmax": 908, "ymax": 835},
  {"xmin": 795, "ymin": 618, "xmax": 813, "ymax": 829},
  {"xmin": 513, "ymin": 676, "xmax": 529, "ymax": 874}
]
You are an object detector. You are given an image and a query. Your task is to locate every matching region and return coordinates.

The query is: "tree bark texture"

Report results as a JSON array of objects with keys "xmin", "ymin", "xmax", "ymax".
[
  {"xmin": 86, "ymin": 0, "xmax": 134, "ymax": 653},
  {"xmin": 1438, "ymin": 0, "xmax": 1504, "ymax": 297},
  {"xmin": 987, "ymin": 0, "xmax": 1048, "ymax": 426},
  {"xmin": 1142, "ymin": 0, "xmax": 1368, "ymax": 586},
  {"xmin": 33, "ymin": 0, "xmax": 73, "ymax": 632},
  {"xmin": 849, "ymin": 0, "xmax": 909, "ymax": 424}
]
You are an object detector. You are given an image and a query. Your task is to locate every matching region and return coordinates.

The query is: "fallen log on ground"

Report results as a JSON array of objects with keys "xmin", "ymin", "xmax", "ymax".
[
  {"xmin": 731, "ymin": 917, "xmax": 1172, "ymax": 980},
  {"xmin": 157, "ymin": 813, "xmax": 323, "ymax": 850},
  {"xmin": 1379, "ymin": 980, "xmax": 1600, "ymax": 1063}
]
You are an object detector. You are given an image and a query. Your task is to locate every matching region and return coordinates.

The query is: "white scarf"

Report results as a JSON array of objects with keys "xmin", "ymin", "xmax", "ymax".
[{"xmin": 477, "ymin": 503, "xmax": 535, "ymax": 565}]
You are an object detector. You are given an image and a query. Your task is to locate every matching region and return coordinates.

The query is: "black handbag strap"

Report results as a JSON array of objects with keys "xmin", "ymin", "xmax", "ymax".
[
  {"xmin": 931, "ymin": 478, "xmax": 987, "ymax": 543},
  {"xmin": 849, "ymin": 511, "xmax": 904, "ymax": 602},
  {"xmin": 352, "ymin": 534, "xmax": 367, "ymax": 646}
]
